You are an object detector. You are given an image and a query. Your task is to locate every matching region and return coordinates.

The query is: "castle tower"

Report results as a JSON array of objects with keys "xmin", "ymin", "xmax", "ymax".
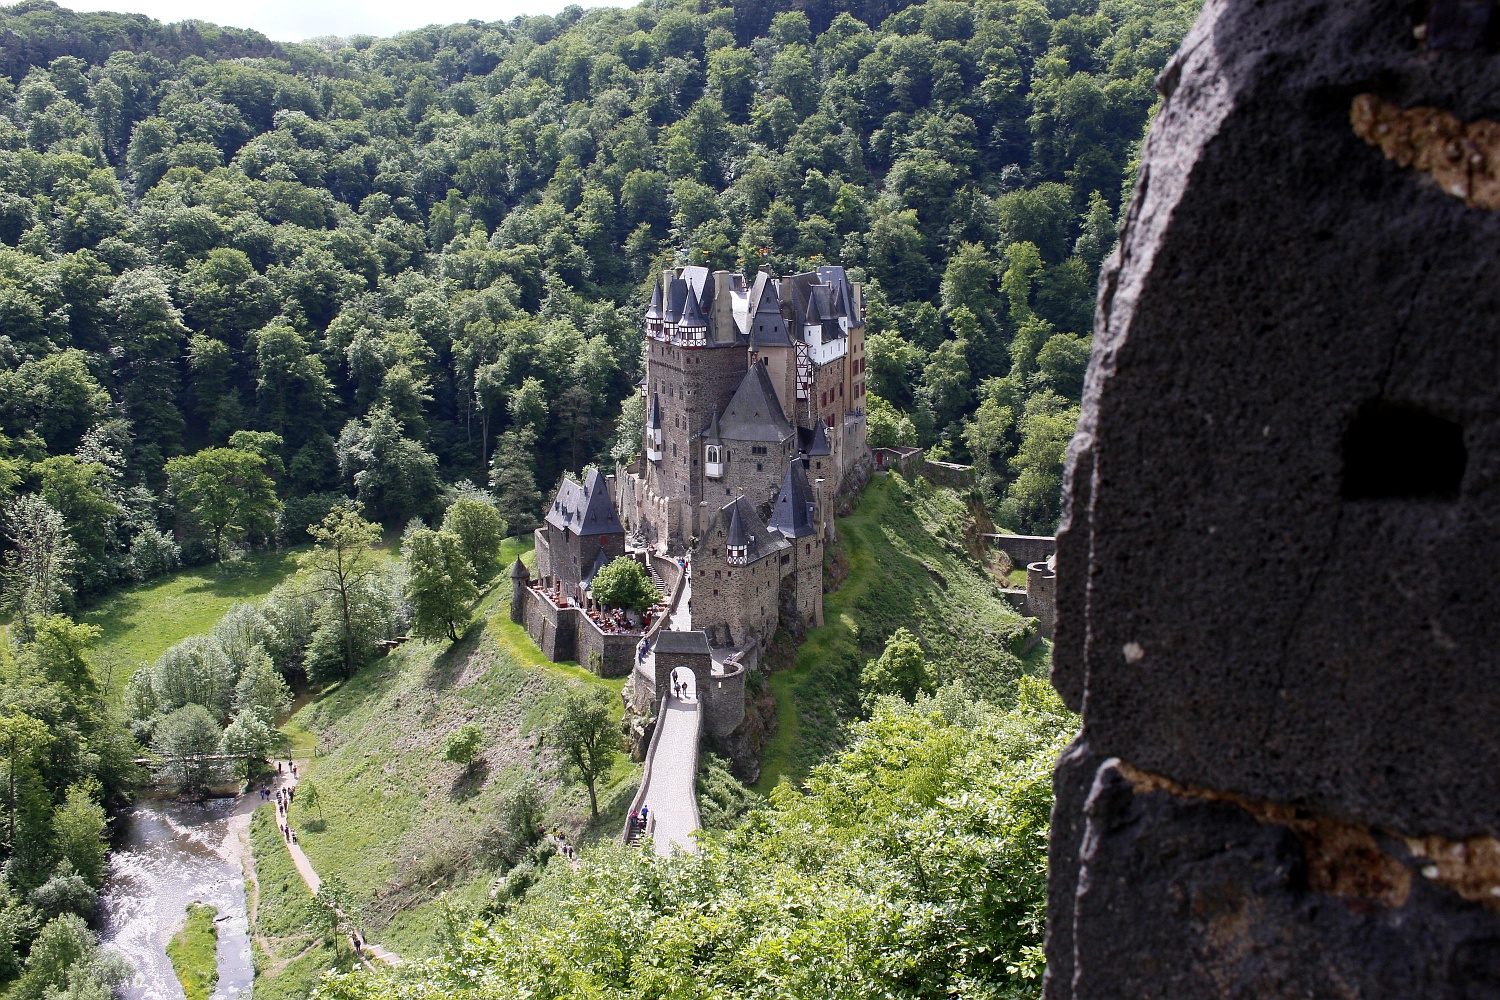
[{"xmin": 639, "ymin": 267, "xmax": 750, "ymax": 548}]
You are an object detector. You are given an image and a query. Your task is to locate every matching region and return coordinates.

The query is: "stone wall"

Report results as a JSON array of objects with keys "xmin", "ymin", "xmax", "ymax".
[
  {"xmin": 1023, "ymin": 560, "xmax": 1055, "ymax": 640},
  {"xmin": 574, "ymin": 615, "xmax": 638, "ymax": 679},
  {"xmin": 1046, "ymin": 1, "xmax": 1500, "ymax": 995},
  {"xmin": 689, "ymin": 541, "xmax": 783, "ymax": 650},
  {"xmin": 642, "ymin": 340, "xmax": 747, "ymax": 546},
  {"xmin": 517, "ymin": 588, "xmax": 577, "ymax": 663},
  {"xmin": 985, "ymin": 533, "xmax": 1055, "ymax": 568},
  {"xmin": 712, "ymin": 437, "xmax": 793, "ymax": 517},
  {"xmin": 922, "ymin": 460, "xmax": 973, "ymax": 488},
  {"xmin": 703, "ymin": 659, "xmax": 746, "ymax": 738},
  {"xmin": 873, "ymin": 446, "xmax": 924, "ymax": 477}
]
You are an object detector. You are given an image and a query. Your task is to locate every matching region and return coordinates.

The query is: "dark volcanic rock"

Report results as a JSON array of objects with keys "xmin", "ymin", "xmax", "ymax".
[
  {"xmin": 1047, "ymin": 0, "xmax": 1500, "ymax": 995},
  {"xmin": 1063, "ymin": 0, "xmax": 1500, "ymax": 838}
]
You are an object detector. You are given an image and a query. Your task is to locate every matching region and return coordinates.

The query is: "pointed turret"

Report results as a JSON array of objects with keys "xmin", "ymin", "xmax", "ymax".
[
  {"xmin": 750, "ymin": 275, "xmax": 792, "ymax": 348},
  {"xmin": 767, "ymin": 461, "xmax": 818, "ymax": 538}
]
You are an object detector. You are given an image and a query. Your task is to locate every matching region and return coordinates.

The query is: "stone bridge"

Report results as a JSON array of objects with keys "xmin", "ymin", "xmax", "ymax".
[{"xmin": 622, "ymin": 560, "xmax": 747, "ymax": 855}]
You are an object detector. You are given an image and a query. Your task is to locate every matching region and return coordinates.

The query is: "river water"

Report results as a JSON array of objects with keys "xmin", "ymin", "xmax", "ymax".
[{"xmin": 99, "ymin": 795, "xmax": 255, "ymax": 1000}]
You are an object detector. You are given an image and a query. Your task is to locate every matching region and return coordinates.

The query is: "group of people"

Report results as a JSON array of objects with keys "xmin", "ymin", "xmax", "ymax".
[
  {"xmin": 627, "ymin": 804, "xmax": 650, "ymax": 839},
  {"xmin": 263, "ymin": 759, "xmax": 298, "ymax": 844},
  {"xmin": 671, "ymin": 675, "xmax": 692, "ymax": 701},
  {"xmin": 588, "ymin": 607, "xmax": 637, "ymax": 634}
]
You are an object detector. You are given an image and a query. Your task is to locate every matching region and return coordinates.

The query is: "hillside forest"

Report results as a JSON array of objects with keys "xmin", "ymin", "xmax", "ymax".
[{"xmin": 0, "ymin": 0, "xmax": 1200, "ymax": 994}]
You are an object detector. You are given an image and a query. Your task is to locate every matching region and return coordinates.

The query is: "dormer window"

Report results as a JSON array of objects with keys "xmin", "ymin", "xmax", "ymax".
[
  {"xmin": 647, "ymin": 425, "xmax": 663, "ymax": 462},
  {"xmin": 705, "ymin": 444, "xmax": 723, "ymax": 479}
]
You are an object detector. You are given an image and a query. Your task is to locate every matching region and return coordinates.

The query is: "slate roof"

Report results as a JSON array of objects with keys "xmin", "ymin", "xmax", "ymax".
[
  {"xmin": 679, "ymin": 285, "xmax": 708, "ymax": 329},
  {"xmin": 647, "ymin": 392, "xmax": 662, "ymax": 430},
  {"xmin": 799, "ymin": 421, "xmax": 831, "ymax": 456},
  {"xmin": 581, "ymin": 547, "xmax": 611, "ymax": 588},
  {"xmin": 664, "ymin": 276, "xmax": 688, "ymax": 324},
  {"xmin": 749, "ymin": 273, "xmax": 792, "ymax": 348},
  {"xmin": 726, "ymin": 503, "xmax": 748, "ymax": 547},
  {"xmin": 654, "ymin": 630, "xmax": 712, "ymax": 655},
  {"xmin": 645, "ymin": 281, "xmax": 663, "ymax": 321},
  {"xmin": 718, "ymin": 362, "xmax": 794, "ymax": 443},
  {"xmin": 767, "ymin": 461, "xmax": 819, "ymax": 538},
  {"xmin": 716, "ymin": 495, "xmax": 783, "ymax": 563},
  {"xmin": 704, "ymin": 411, "xmax": 723, "ymax": 445},
  {"xmin": 545, "ymin": 467, "xmax": 624, "ymax": 536}
]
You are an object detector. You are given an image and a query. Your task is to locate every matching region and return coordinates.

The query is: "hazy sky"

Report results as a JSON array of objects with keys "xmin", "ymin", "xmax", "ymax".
[{"xmin": 59, "ymin": 0, "xmax": 632, "ymax": 42}]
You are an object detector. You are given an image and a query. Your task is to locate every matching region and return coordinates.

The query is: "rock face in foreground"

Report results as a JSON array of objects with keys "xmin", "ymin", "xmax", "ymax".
[{"xmin": 1047, "ymin": 0, "xmax": 1500, "ymax": 995}]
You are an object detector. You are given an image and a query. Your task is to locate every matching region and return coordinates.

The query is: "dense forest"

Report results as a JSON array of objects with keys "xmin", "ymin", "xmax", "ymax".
[
  {"xmin": 0, "ymin": 0, "xmax": 1199, "ymax": 993},
  {"xmin": 0, "ymin": 0, "xmax": 1194, "ymax": 592}
]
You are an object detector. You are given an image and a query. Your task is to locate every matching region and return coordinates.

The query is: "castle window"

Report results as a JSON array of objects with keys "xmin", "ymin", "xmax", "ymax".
[
  {"xmin": 715, "ymin": 570, "xmax": 721, "ymax": 579},
  {"xmin": 713, "ymin": 589, "xmax": 719, "ymax": 596},
  {"xmin": 726, "ymin": 570, "xmax": 733, "ymax": 578},
  {"xmin": 705, "ymin": 444, "xmax": 723, "ymax": 479},
  {"xmin": 756, "ymin": 462, "xmax": 763, "ymax": 472}
]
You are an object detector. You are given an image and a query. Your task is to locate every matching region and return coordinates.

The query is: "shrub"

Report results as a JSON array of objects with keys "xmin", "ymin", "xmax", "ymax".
[
  {"xmin": 443, "ymin": 723, "xmax": 484, "ymax": 771},
  {"xmin": 588, "ymin": 557, "xmax": 657, "ymax": 612}
]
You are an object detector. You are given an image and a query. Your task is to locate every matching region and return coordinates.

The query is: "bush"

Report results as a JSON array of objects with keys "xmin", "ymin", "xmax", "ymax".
[
  {"xmin": 128, "ymin": 527, "xmax": 181, "ymax": 581},
  {"xmin": 443, "ymin": 723, "xmax": 484, "ymax": 771}
]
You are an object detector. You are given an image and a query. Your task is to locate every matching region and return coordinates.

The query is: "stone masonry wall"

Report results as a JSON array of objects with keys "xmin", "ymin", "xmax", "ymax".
[
  {"xmin": 642, "ymin": 340, "xmax": 746, "ymax": 546},
  {"xmin": 704, "ymin": 660, "xmax": 746, "ymax": 738},
  {"xmin": 1046, "ymin": 2, "xmax": 1500, "ymax": 996},
  {"xmin": 690, "ymin": 539, "xmax": 783, "ymax": 650},
  {"xmin": 519, "ymin": 588, "xmax": 576, "ymax": 663},
  {"xmin": 574, "ymin": 616, "xmax": 637, "ymax": 679}
]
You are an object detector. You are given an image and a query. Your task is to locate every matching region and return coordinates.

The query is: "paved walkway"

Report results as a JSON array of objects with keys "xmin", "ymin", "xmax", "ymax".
[
  {"xmin": 641, "ymin": 691, "xmax": 701, "ymax": 856},
  {"xmin": 270, "ymin": 761, "xmax": 403, "ymax": 967}
]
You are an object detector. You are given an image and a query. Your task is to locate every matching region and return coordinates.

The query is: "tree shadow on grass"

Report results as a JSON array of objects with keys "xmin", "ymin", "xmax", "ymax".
[
  {"xmin": 423, "ymin": 618, "xmax": 490, "ymax": 692},
  {"xmin": 449, "ymin": 760, "xmax": 490, "ymax": 801}
]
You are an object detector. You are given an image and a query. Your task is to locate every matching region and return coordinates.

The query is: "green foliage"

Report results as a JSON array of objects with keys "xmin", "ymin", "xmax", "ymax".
[
  {"xmin": 697, "ymin": 752, "xmax": 762, "ymax": 831},
  {"xmin": 760, "ymin": 475, "xmax": 1032, "ymax": 789},
  {"xmin": 550, "ymin": 687, "xmax": 619, "ymax": 820},
  {"xmin": 50, "ymin": 784, "xmax": 108, "ymax": 890},
  {"xmin": 166, "ymin": 902, "xmax": 219, "ymax": 1000},
  {"xmin": 587, "ymin": 556, "xmax": 657, "ymax": 613},
  {"xmin": 151, "ymin": 703, "xmax": 224, "ymax": 792},
  {"xmin": 165, "ymin": 445, "xmax": 282, "ymax": 560},
  {"xmin": 441, "ymin": 497, "xmax": 506, "ymax": 582},
  {"xmin": 0, "ymin": 0, "xmax": 1195, "ymax": 580},
  {"xmin": 860, "ymin": 625, "xmax": 933, "ymax": 706},
  {"xmin": 301, "ymin": 503, "xmax": 385, "ymax": 679},
  {"xmin": 442, "ymin": 722, "xmax": 484, "ymax": 772},
  {"xmin": 220, "ymin": 708, "xmax": 282, "ymax": 778},
  {"xmin": 404, "ymin": 527, "xmax": 478, "ymax": 642},
  {"xmin": 318, "ymin": 680, "xmax": 1076, "ymax": 1000}
]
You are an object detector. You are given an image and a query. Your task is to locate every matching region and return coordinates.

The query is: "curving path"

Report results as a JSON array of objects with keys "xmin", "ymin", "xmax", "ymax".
[{"xmin": 270, "ymin": 761, "xmax": 403, "ymax": 967}]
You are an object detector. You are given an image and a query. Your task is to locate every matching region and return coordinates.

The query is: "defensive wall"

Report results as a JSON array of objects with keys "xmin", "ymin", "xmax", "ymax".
[{"xmin": 983, "ymin": 533, "xmax": 1056, "ymax": 568}]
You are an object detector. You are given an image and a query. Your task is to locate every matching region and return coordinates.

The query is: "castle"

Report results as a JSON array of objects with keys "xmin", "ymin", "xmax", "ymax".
[
  {"xmin": 616, "ymin": 263, "xmax": 871, "ymax": 651},
  {"xmin": 513, "ymin": 263, "xmax": 870, "ymax": 739}
]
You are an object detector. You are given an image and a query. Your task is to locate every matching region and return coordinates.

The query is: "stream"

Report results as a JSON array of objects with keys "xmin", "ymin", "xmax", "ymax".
[{"xmin": 99, "ymin": 795, "xmax": 255, "ymax": 1000}]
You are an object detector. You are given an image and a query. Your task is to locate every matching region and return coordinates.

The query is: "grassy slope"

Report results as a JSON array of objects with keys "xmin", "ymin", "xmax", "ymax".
[
  {"xmin": 248, "ymin": 806, "xmax": 344, "ymax": 1000},
  {"xmin": 80, "ymin": 547, "xmax": 304, "ymax": 700},
  {"xmin": 756, "ymin": 473, "xmax": 1045, "ymax": 792},
  {"xmin": 166, "ymin": 901, "xmax": 219, "ymax": 1000},
  {"xmin": 272, "ymin": 537, "xmax": 640, "ymax": 966}
]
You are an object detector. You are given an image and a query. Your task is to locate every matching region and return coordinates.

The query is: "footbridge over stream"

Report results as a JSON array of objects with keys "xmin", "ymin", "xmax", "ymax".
[{"xmin": 621, "ymin": 557, "xmax": 748, "ymax": 855}]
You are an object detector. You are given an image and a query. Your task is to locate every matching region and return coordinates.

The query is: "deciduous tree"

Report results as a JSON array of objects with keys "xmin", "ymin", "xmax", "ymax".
[
  {"xmin": 551, "ymin": 687, "xmax": 618, "ymax": 820},
  {"xmin": 403, "ymin": 527, "xmax": 477, "ymax": 642}
]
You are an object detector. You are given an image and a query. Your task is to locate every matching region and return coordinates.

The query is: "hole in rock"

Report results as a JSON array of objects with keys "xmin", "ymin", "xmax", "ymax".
[{"xmin": 1341, "ymin": 402, "xmax": 1466, "ymax": 500}]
